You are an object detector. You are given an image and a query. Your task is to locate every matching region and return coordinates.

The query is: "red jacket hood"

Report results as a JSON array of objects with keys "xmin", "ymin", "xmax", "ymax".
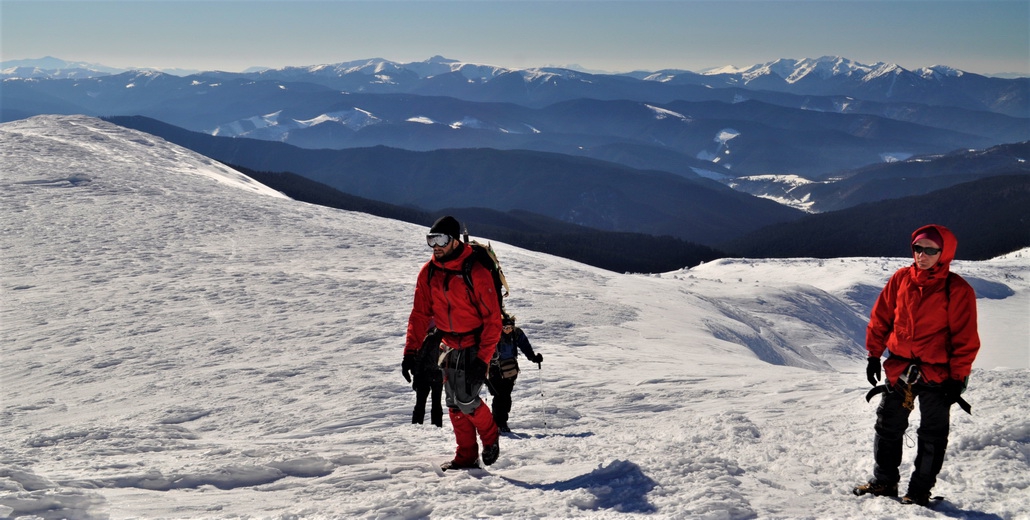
[{"xmin": 910, "ymin": 224, "xmax": 957, "ymax": 284}]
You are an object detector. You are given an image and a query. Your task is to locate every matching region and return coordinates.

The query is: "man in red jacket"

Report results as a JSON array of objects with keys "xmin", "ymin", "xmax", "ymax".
[
  {"xmin": 854, "ymin": 224, "xmax": 980, "ymax": 506},
  {"xmin": 403, "ymin": 216, "xmax": 501, "ymax": 470}
]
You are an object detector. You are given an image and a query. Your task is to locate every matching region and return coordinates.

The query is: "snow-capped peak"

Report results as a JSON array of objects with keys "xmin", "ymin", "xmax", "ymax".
[
  {"xmin": 704, "ymin": 56, "xmax": 907, "ymax": 85},
  {"xmin": 919, "ymin": 65, "xmax": 965, "ymax": 79},
  {"xmin": 786, "ymin": 56, "xmax": 881, "ymax": 82}
]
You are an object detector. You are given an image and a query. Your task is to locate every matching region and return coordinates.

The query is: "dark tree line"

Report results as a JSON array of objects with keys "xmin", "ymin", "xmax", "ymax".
[
  {"xmin": 720, "ymin": 175, "xmax": 1030, "ymax": 261},
  {"xmin": 233, "ymin": 165, "xmax": 724, "ymax": 273}
]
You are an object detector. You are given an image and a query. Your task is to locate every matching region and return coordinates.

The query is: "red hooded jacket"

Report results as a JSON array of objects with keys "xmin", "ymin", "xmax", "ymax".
[
  {"xmin": 405, "ymin": 243, "xmax": 501, "ymax": 364},
  {"xmin": 866, "ymin": 224, "xmax": 980, "ymax": 385}
]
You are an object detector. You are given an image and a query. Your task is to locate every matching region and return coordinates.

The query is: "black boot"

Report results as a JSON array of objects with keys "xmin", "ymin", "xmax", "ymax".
[
  {"xmin": 441, "ymin": 459, "xmax": 479, "ymax": 471},
  {"xmin": 482, "ymin": 442, "xmax": 499, "ymax": 466},
  {"xmin": 902, "ymin": 486, "xmax": 931, "ymax": 506},
  {"xmin": 853, "ymin": 481, "xmax": 898, "ymax": 497}
]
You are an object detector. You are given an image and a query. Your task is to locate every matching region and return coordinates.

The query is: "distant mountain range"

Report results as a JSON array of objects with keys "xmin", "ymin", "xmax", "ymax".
[
  {"xmin": 103, "ymin": 115, "xmax": 803, "ymax": 247},
  {"xmin": 4, "ymin": 55, "xmax": 1027, "ymax": 112},
  {"xmin": 229, "ymin": 164, "xmax": 726, "ymax": 274},
  {"xmin": 104, "ymin": 116, "xmax": 1029, "ymax": 261},
  {"xmin": 3, "ymin": 55, "xmax": 1027, "ymax": 181},
  {"xmin": 3, "ymin": 55, "xmax": 1028, "ymax": 261}
]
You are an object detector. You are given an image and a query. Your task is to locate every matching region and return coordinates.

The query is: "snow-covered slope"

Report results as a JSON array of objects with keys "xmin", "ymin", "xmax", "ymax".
[
  {"xmin": 726, "ymin": 174, "xmax": 820, "ymax": 212},
  {"xmin": 1, "ymin": 115, "xmax": 1027, "ymax": 519}
]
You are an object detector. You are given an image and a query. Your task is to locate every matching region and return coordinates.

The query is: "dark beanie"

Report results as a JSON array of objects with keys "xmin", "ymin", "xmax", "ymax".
[{"xmin": 430, "ymin": 216, "xmax": 461, "ymax": 240}]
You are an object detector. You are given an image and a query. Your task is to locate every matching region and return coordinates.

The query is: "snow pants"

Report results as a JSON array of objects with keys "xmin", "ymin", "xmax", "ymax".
[
  {"xmin": 412, "ymin": 369, "xmax": 443, "ymax": 427},
  {"xmin": 443, "ymin": 347, "xmax": 498, "ymax": 465},
  {"xmin": 872, "ymin": 383, "xmax": 951, "ymax": 494},
  {"xmin": 448, "ymin": 404, "xmax": 498, "ymax": 465}
]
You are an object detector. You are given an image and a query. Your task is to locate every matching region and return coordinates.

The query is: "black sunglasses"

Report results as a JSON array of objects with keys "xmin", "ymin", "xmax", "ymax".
[{"xmin": 912, "ymin": 245, "xmax": 942, "ymax": 256}]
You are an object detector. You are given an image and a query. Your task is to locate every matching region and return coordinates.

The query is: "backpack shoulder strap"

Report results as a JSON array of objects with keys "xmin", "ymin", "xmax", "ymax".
[
  {"xmin": 426, "ymin": 239, "xmax": 509, "ymax": 317},
  {"xmin": 426, "ymin": 259, "xmax": 463, "ymax": 283},
  {"xmin": 943, "ymin": 271, "xmax": 958, "ymax": 353},
  {"xmin": 461, "ymin": 254, "xmax": 477, "ymax": 293},
  {"xmin": 945, "ymin": 271, "xmax": 954, "ymax": 302}
]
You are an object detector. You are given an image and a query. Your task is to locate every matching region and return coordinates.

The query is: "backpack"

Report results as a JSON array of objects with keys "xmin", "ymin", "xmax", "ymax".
[
  {"xmin": 493, "ymin": 329, "xmax": 521, "ymax": 378},
  {"xmin": 426, "ymin": 232, "xmax": 509, "ymax": 318},
  {"xmin": 495, "ymin": 335, "xmax": 518, "ymax": 361},
  {"xmin": 415, "ymin": 327, "xmax": 445, "ymax": 374}
]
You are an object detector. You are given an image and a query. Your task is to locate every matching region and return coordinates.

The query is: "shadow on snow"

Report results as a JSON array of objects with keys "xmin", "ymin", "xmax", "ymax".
[{"xmin": 501, "ymin": 459, "xmax": 657, "ymax": 514}]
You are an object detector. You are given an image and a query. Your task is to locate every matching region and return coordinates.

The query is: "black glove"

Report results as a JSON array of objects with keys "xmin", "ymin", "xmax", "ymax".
[
  {"xmin": 470, "ymin": 358, "xmax": 489, "ymax": 385},
  {"xmin": 402, "ymin": 354, "xmax": 416, "ymax": 383},
  {"xmin": 942, "ymin": 378, "xmax": 965, "ymax": 403},
  {"xmin": 531, "ymin": 353, "xmax": 543, "ymax": 364},
  {"xmin": 866, "ymin": 357, "xmax": 881, "ymax": 386}
]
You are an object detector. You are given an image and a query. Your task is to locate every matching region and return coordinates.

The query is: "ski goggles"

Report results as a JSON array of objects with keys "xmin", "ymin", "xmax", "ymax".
[
  {"xmin": 426, "ymin": 233, "xmax": 452, "ymax": 248},
  {"xmin": 912, "ymin": 245, "xmax": 942, "ymax": 256}
]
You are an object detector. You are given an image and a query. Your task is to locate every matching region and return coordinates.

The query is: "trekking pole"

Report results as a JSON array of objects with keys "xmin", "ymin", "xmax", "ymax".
[{"xmin": 533, "ymin": 357, "xmax": 547, "ymax": 430}]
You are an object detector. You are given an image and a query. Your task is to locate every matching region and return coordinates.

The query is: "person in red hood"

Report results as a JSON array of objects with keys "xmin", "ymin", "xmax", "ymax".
[
  {"xmin": 403, "ymin": 216, "xmax": 501, "ymax": 470},
  {"xmin": 853, "ymin": 224, "xmax": 980, "ymax": 506}
]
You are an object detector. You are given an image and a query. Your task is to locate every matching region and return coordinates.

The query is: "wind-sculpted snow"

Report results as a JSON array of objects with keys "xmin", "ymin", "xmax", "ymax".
[
  {"xmin": 0, "ymin": 114, "xmax": 288, "ymax": 200},
  {"xmin": 697, "ymin": 283, "xmax": 868, "ymax": 371},
  {"xmin": 1, "ymin": 115, "xmax": 1028, "ymax": 519}
]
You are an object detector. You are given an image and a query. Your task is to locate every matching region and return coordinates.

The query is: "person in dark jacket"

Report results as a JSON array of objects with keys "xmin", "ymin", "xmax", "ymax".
[
  {"xmin": 402, "ymin": 216, "xmax": 502, "ymax": 470},
  {"xmin": 486, "ymin": 315, "xmax": 543, "ymax": 432},
  {"xmin": 853, "ymin": 224, "xmax": 980, "ymax": 506},
  {"xmin": 410, "ymin": 328, "xmax": 443, "ymax": 427}
]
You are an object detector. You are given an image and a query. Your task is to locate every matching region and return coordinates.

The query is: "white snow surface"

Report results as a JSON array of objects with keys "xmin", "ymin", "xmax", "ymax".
[
  {"xmin": 726, "ymin": 175, "xmax": 820, "ymax": 213},
  {"xmin": 1, "ymin": 115, "xmax": 1028, "ymax": 520},
  {"xmin": 212, "ymin": 108, "xmax": 381, "ymax": 141},
  {"xmin": 644, "ymin": 105, "xmax": 690, "ymax": 122},
  {"xmin": 697, "ymin": 129, "xmax": 740, "ymax": 167}
]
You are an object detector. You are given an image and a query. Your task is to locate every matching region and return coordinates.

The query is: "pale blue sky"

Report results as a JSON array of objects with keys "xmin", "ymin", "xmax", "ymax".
[{"xmin": 3, "ymin": 1, "xmax": 1028, "ymax": 76}]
